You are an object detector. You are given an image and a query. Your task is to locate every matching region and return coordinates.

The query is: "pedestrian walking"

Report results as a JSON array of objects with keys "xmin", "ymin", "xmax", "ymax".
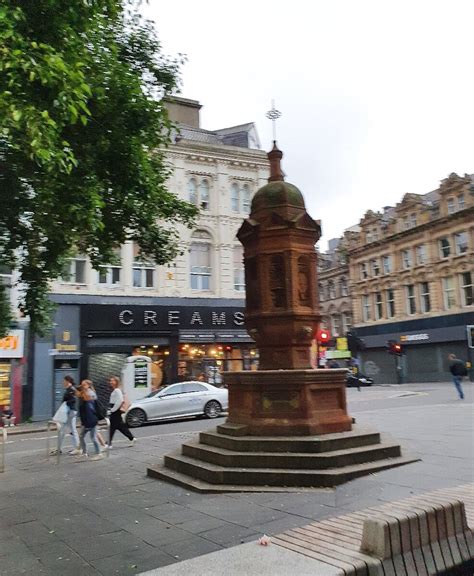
[
  {"xmin": 84, "ymin": 382, "xmax": 108, "ymax": 451},
  {"xmin": 108, "ymin": 376, "xmax": 135, "ymax": 448},
  {"xmin": 52, "ymin": 376, "xmax": 81, "ymax": 455},
  {"xmin": 448, "ymin": 353, "xmax": 467, "ymax": 400},
  {"xmin": 77, "ymin": 380, "xmax": 104, "ymax": 461}
]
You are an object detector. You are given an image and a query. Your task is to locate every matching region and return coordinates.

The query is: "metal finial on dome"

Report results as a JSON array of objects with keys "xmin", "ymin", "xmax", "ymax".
[{"xmin": 266, "ymin": 100, "xmax": 282, "ymax": 142}]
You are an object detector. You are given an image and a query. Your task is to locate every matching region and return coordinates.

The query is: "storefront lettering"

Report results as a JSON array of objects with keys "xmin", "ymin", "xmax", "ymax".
[
  {"xmin": 190, "ymin": 312, "xmax": 203, "ymax": 325},
  {"xmin": 168, "ymin": 311, "xmax": 180, "ymax": 325},
  {"xmin": 233, "ymin": 311, "xmax": 244, "ymax": 326},
  {"xmin": 144, "ymin": 310, "xmax": 157, "ymax": 325},
  {"xmin": 119, "ymin": 310, "xmax": 134, "ymax": 325},
  {"xmin": 400, "ymin": 333, "xmax": 429, "ymax": 342},
  {"xmin": 117, "ymin": 309, "xmax": 246, "ymax": 328},
  {"xmin": 212, "ymin": 312, "xmax": 226, "ymax": 325}
]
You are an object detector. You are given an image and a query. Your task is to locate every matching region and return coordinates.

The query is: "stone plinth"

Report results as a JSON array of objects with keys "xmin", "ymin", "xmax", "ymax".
[{"xmin": 224, "ymin": 369, "xmax": 352, "ymax": 436}]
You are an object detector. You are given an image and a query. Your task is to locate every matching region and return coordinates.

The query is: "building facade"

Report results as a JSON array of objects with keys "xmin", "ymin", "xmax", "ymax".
[
  {"xmin": 346, "ymin": 173, "xmax": 474, "ymax": 383},
  {"xmin": 29, "ymin": 98, "xmax": 269, "ymax": 420}
]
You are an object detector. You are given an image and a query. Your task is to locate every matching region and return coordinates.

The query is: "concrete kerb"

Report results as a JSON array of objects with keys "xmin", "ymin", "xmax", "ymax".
[{"xmin": 0, "ymin": 426, "xmax": 6, "ymax": 472}]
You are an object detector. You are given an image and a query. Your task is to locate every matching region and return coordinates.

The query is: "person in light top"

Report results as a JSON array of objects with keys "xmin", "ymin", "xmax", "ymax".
[{"xmin": 108, "ymin": 376, "xmax": 135, "ymax": 448}]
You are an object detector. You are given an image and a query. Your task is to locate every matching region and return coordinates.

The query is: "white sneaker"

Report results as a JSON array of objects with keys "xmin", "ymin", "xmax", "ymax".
[
  {"xmin": 89, "ymin": 454, "xmax": 104, "ymax": 461},
  {"xmin": 75, "ymin": 453, "xmax": 88, "ymax": 461},
  {"xmin": 69, "ymin": 448, "xmax": 82, "ymax": 456},
  {"xmin": 101, "ymin": 444, "xmax": 109, "ymax": 452},
  {"xmin": 129, "ymin": 438, "xmax": 136, "ymax": 446}
]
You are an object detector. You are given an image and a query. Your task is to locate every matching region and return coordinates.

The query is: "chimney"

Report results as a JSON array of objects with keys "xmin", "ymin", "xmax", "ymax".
[{"xmin": 163, "ymin": 96, "xmax": 201, "ymax": 128}]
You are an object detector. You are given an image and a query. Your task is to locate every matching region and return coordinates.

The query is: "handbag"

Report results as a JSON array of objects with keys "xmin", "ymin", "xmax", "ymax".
[{"xmin": 52, "ymin": 401, "xmax": 69, "ymax": 424}]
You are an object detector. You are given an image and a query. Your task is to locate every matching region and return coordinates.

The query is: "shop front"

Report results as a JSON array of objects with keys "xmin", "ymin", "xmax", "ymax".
[
  {"xmin": 355, "ymin": 312, "xmax": 474, "ymax": 384},
  {"xmin": 80, "ymin": 303, "xmax": 256, "ymax": 406},
  {"xmin": 0, "ymin": 329, "xmax": 26, "ymax": 423}
]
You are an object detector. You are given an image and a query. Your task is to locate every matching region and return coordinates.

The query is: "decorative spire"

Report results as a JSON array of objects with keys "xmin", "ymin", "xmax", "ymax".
[{"xmin": 268, "ymin": 141, "xmax": 284, "ymax": 182}]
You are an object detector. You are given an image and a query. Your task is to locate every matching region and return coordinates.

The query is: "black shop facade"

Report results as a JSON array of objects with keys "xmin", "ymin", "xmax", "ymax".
[{"xmin": 80, "ymin": 300, "xmax": 256, "ymax": 393}]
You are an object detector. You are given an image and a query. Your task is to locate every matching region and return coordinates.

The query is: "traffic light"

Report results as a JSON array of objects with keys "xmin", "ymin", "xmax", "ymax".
[
  {"xmin": 387, "ymin": 340, "xmax": 403, "ymax": 355},
  {"xmin": 317, "ymin": 329, "xmax": 331, "ymax": 345}
]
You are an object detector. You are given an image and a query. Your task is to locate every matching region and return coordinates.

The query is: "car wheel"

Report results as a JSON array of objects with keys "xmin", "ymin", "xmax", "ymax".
[
  {"xmin": 126, "ymin": 408, "xmax": 146, "ymax": 428},
  {"xmin": 204, "ymin": 400, "xmax": 222, "ymax": 419}
]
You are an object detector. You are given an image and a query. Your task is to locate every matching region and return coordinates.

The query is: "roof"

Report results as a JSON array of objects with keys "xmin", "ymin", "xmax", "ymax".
[{"xmin": 174, "ymin": 122, "xmax": 261, "ymax": 150}]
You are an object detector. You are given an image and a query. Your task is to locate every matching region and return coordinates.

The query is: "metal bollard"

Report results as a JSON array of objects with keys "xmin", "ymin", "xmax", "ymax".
[
  {"xmin": 0, "ymin": 427, "xmax": 7, "ymax": 473},
  {"xmin": 46, "ymin": 420, "xmax": 61, "ymax": 464}
]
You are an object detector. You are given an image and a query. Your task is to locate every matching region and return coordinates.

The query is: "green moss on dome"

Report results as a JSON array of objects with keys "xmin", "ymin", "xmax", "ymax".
[{"xmin": 251, "ymin": 181, "xmax": 305, "ymax": 212}]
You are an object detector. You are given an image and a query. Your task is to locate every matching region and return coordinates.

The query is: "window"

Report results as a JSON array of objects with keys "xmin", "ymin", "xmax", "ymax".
[
  {"xmin": 455, "ymin": 232, "xmax": 468, "ymax": 255},
  {"xmin": 231, "ymin": 182, "xmax": 252, "ymax": 213},
  {"xmin": 319, "ymin": 283, "xmax": 325, "ymax": 302},
  {"xmin": 420, "ymin": 282, "xmax": 431, "ymax": 313},
  {"xmin": 460, "ymin": 272, "xmax": 473, "ymax": 306},
  {"xmin": 199, "ymin": 180, "xmax": 210, "ymax": 210},
  {"xmin": 402, "ymin": 249, "xmax": 412, "ymax": 269},
  {"xmin": 447, "ymin": 197, "xmax": 455, "ymax": 214},
  {"xmin": 188, "ymin": 177, "xmax": 210, "ymax": 210},
  {"xmin": 386, "ymin": 288, "xmax": 395, "ymax": 318},
  {"xmin": 340, "ymin": 277, "xmax": 348, "ymax": 297},
  {"xmin": 328, "ymin": 280, "xmax": 336, "ymax": 299},
  {"xmin": 382, "ymin": 255, "xmax": 392, "ymax": 274},
  {"xmin": 159, "ymin": 384, "xmax": 184, "ymax": 397},
  {"xmin": 362, "ymin": 295, "xmax": 371, "ymax": 321},
  {"xmin": 360, "ymin": 263, "xmax": 368, "ymax": 280},
  {"xmin": 371, "ymin": 259, "xmax": 380, "ymax": 276},
  {"xmin": 188, "ymin": 178, "xmax": 197, "ymax": 206},
  {"xmin": 132, "ymin": 243, "xmax": 154, "ymax": 288},
  {"xmin": 374, "ymin": 292, "xmax": 383, "ymax": 320},
  {"xmin": 61, "ymin": 256, "xmax": 86, "ymax": 284},
  {"xmin": 183, "ymin": 383, "xmax": 207, "ymax": 393},
  {"xmin": 458, "ymin": 194, "xmax": 465, "ymax": 210},
  {"xmin": 233, "ymin": 246, "xmax": 245, "ymax": 291},
  {"xmin": 98, "ymin": 249, "xmax": 121, "ymax": 286},
  {"xmin": 190, "ymin": 230, "xmax": 212, "ymax": 290},
  {"xmin": 439, "ymin": 238, "xmax": 451, "ymax": 258},
  {"xmin": 342, "ymin": 312, "xmax": 352, "ymax": 334},
  {"xmin": 331, "ymin": 315, "xmax": 340, "ymax": 336},
  {"xmin": 415, "ymin": 245, "xmax": 426, "ymax": 265},
  {"xmin": 410, "ymin": 213, "xmax": 417, "ymax": 227},
  {"xmin": 442, "ymin": 277, "xmax": 456, "ymax": 310},
  {"xmin": 242, "ymin": 185, "xmax": 251, "ymax": 214},
  {"xmin": 403, "ymin": 217, "xmax": 410, "ymax": 230},
  {"xmin": 406, "ymin": 285, "xmax": 416, "ymax": 315}
]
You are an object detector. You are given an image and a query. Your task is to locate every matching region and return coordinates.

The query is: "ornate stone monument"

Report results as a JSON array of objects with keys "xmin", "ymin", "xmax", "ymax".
[{"xmin": 147, "ymin": 143, "xmax": 417, "ymax": 492}]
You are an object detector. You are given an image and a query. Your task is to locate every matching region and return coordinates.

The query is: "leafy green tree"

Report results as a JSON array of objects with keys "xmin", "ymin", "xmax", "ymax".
[{"xmin": 0, "ymin": 0, "xmax": 197, "ymax": 335}]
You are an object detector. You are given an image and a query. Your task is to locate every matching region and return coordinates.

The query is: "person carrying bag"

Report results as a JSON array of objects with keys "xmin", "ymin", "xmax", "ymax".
[{"xmin": 108, "ymin": 376, "xmax": 135, "ymax": 448}]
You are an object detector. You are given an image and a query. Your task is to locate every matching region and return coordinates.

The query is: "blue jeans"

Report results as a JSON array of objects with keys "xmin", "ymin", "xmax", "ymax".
[
  {"xmin": 57, "ymin": 409, "xmax": 79, "ymax": 451},
  {"xmin": 80, "ymin": 426, "xmax": 100, "ymax": 455},
  {"xmin": 452, "ymin": 376, "xmax": 465, "ymax": 399}
]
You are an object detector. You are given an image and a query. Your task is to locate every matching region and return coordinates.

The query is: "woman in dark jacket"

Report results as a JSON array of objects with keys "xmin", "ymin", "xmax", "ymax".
[{"xmin": 77, "ymin": 380, "xmax": 103, "ymax": 461}]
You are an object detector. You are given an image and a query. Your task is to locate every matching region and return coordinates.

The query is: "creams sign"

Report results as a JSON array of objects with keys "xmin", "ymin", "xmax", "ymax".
[
  {"xmin": 118, "ymin": 309, "xmax": 245, "ymax": 327},
  {"xmin": 82, "ymin": 305, "xmax": 245, "ymax": 332}
]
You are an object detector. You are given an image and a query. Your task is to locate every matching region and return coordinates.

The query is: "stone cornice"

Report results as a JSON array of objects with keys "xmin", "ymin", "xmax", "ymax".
[{"xmin": 348, "ymin": 206, "xmax": 474, "ymax": 256}]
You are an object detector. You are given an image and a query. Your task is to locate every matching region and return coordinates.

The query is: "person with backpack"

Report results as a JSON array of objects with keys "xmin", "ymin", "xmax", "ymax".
[
  {"xmin": 448, "ymin": 353, "xmax": 467, "ymax": 400},
  {"xmin": 108, "ymin": 376, "xmax": 135, "ymax": 448},
  {"xmin": 77, "ymin": 380, "xmax": 104, "ymax": 461}
]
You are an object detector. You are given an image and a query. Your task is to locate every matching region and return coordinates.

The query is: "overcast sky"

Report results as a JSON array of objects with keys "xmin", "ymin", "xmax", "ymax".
[{"xmin": 145, "ymin": 0, "xmax": 473, "ymax": 250}]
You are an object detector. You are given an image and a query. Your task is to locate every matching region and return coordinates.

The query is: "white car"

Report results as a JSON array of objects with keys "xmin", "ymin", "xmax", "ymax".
[{"xmin": 125, "ymin": 381, "xmax": 228, "ymax": 427}]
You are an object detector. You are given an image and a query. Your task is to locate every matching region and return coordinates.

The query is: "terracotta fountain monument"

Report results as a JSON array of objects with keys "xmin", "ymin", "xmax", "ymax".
[{"xmin": 147, "ymin": 143, "xmax": 417, "ymax": 491}]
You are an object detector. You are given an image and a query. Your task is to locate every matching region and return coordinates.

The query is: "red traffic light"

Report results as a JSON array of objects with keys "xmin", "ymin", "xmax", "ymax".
[
  {"xmin": 317, "ymin": 329, "xmax": 331, "ymax": 344},
  {"xmin": 387, "ymin": 340, "xmax": 403, "ymax": 355}
]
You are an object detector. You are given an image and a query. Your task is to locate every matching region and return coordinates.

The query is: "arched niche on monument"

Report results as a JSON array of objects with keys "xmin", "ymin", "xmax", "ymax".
[{"xmin": 269, "ymin": 254, "xmax": 286, "ymax": 309}]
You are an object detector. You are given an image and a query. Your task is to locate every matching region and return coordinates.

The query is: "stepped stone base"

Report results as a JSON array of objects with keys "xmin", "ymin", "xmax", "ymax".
[{"xmin": 147, "ymin": 425, "xmax": 419, "ymax": 492}]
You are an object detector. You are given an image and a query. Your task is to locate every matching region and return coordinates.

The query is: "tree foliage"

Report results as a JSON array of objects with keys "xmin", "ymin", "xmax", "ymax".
[{"xmin": 0, "ymin": 0, "xmax": 197, "ymax": 334}]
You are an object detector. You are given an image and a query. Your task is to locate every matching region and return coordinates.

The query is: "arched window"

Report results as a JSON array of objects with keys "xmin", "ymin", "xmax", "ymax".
[
  {"xmin": 242, "ymin": 185, "xmax": 251, "ymax": 214},
  {"xmin": 231, "ymin": 183, "xmax": 240, "ymax": 212},
  {"xmin": 328, "ymin": 280, "xmax": 336, "ymax": 299},
  {"xmin": 233, "ymin": 245, "xmax": 245, "ymax": 291},
  {"xmin": 188, "ymin": 178, "xmax": 197, "ymax": 206},
  {"xmin": 190, "ymin": 230, "xmax": 212, "ymax": 291},
  {"xmin": 200, "ymin": 179, "xmax": 210, "ymax": 210},
  {"xmin": 340, "ymin": 277, "xmax": 348, "ymax": 297}
]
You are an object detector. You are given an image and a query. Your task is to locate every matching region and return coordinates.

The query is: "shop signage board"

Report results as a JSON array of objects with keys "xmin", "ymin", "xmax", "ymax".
[
  {"xmin": 467, "ymin": 325, "xmax": 474, "ymax": 349},
  {"xmin": 121, "ymin": 356, "xmax": 152, "ymax": 402},
  {"xmin": 336, "ymin": 337, "xmax": 348, "ymax": 351},
  {"xmin": 81, "ymin": 305, "xmax": 245, "ymax": 333},
  {"xmin": 0, "ymin": 330, "xmax": 25, "ymax": 359}
]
